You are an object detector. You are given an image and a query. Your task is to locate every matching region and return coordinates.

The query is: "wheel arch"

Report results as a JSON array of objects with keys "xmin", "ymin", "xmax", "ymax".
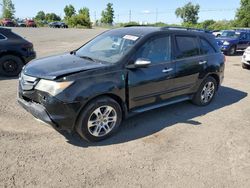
[
  {"xmin": 74, "ymin": 93, "xmax": 128, "ymax": 130},
  {"xmin": 0, "ymin": 51, "xmax": 24, "ymax": 63}
]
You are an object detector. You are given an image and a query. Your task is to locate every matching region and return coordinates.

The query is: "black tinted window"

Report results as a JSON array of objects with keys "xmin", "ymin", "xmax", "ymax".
[
  {"xmin": 135, "ymin": 35, "xmax": 171, "ymax": 64},
  {"xmin": 0, "ymin": 33, "xmax": 6, "ymax": 40},
  {"xmin": 175, "ymin": 36, "xmax": 199, "ymax": 59},
  {"xmin": 200, "ymin": 38, "xmax": 216, "ymax": 54}
]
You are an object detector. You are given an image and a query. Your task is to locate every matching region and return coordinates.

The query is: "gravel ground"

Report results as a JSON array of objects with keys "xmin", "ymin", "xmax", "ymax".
[{"xmin": 0, "ymin": 28, "xmax": 250, "ymax": 188}]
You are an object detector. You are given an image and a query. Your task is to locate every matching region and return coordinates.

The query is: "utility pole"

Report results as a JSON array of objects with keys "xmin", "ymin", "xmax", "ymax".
[
  {"xmin": 129, "ymin": 10, "xmax": 131, "ymax": 22},
  {"xmin": 117, "ymin": 14, "xmax": 119, "ymax": 23},
  {"xmin": 94, "ymin": 11, "xmax": 96, "ymax": 22},
  {"xmin": 156, "ymin": 8, "xmax": 158, "ymax": 23}
]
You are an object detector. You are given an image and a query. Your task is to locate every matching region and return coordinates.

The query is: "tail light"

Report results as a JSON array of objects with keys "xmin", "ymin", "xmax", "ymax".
[{"xmin": 22, "ymin": 43, "xmax": 34, "ymax": 52}]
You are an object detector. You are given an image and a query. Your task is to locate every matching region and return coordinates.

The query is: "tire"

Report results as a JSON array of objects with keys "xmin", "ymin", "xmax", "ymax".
[
  {"xmin": 242, "ymin": 63, "xmax": 250, "ymax": 69},
  {"xmin": 0, "ymin": 55, "xmax": 24, "ymax": 77},
  {"xmin": 227, "ymin": 45, "xmax": 236, "ymax": 56},
  {"xmin": 192, "ymin": 77, "xmax": 218, "ymax": 106},
  {"xmin": 76, "ymin": 96, "xmax": 122, "ymax": 142}
]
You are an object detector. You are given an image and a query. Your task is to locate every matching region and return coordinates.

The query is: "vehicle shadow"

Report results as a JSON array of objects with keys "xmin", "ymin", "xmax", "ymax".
[
  {"xmin": 60, "ymin": 86, "xmax": 247, "ymax": 147},
  {"xmin": 225, "ymin": 51, "xmax": 244, "ymax": 57},
  {"xmin": 0, "ymin": 76, "xmax": 18, "ymax": 81}
]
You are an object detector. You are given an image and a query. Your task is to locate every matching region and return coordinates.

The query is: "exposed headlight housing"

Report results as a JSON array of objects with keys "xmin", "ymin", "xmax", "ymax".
[
  {"xmin": 35, "ymin": 79, "xmax": 74, "ymax": 96},
  {"xmin": 223, "ymin": 41, "xmax": 230, "ymax": 45}
]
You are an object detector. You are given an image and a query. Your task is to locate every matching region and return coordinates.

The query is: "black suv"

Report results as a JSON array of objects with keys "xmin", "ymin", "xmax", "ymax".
[
  {"xmin": 0, "ymin": 28, "xmax": 36, "ymax": 76},
  {"xmin": 18, "ymin": 27, "xmax": 225, "ymax": 142},
  {"xmin": 49, "ymin": 22, "xmax": 68, "ymax": 28}
]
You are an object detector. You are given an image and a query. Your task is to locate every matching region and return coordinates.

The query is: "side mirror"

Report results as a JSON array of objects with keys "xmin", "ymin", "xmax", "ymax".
[{"xmin": 127, "ymin": 58, "xmax": 151, "ymax": 69}]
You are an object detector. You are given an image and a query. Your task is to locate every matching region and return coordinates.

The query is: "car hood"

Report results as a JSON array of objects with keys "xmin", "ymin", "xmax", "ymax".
[
  {"xmin": 23, "ymin": 53, "xmax": 108, "ymax": 80},
  {"xmin": 216, "ymin": 37, "xmax": 239, "ymax": 44}
]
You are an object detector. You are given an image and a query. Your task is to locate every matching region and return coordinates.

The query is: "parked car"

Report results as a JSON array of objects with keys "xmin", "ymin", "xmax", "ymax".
[
  {"xmin": 18, "ymin": 26, "xmax": 225, "ymax": 142},
  {"xmin": 212, "ymin": 30, "xmax": 223, "ymax": 37},
  {"xmin": 242, "ymin": 46, "xmax": 250, "ymax": 69},
  {"xmin": 25, "ymin": 20, "xmax": 37, "ymax": 27},
  {"xmin": 17, "ymin": 21, "xmax": 26, "ymax": 27},
  {"xmin": 0, "ymin": 28, "xmax": 36, "ymax": 76},
  {"xmin": 49, "ymin": 22, "xmax": 68, "ymax": 28},
  {"xmin": 216, "ymin": 30, "xmax": 250, "ymax": 55},
  {"xmin": 0, "ymin": 18, "xmax": 16, "ymax": 27}
]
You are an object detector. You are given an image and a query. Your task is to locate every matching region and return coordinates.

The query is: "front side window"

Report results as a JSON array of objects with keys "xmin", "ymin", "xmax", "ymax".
[
  {"xmin": 76, "ymin": 32, "xmax": 140, "ymax": 64},
  {"xmin": 175, "ymin": 36, "xmax": 199, "ymax": 59},
  {"xmin": 200, "ymin": 38, "xmax": 216, "ymax": 55},
  {"xmin": 135, "ymin": 35, "xmax": 171, "ymax": 64}
]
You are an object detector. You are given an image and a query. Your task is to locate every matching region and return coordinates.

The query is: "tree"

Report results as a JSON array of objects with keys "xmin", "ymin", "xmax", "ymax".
[
  {"xmin": 235, "ymin": 0, "xmax": 250, "ymax": 27},
  {"xmin": 68, "ymin": 14, "xmax": 91, "ymax": 28},
  {"xmin": 64, "ymin": 4, "xmax": 76, "ymax": 19},
  {"xmin": 101, "ymin": 3, "xmax": 114, "ymax": 24},
  {"xmin": 2, "ymin": 0, "xmax": 15, "ymax": 19},
  {"xmin": 45, "ymin": 13, "xmax": 61, "ymax": 22},
  {"xmin": 35, "ymin": 11, "xmax": 46, "ymax": 21},
  {"xmin": 78, "ymin": 7, "xmax": 91, "ymax": 25},
  {"xmin": 175, "ymin": 2, "xmax": 200, "ymax": 24},
  {"xmin": 200, "ymin": 19, "xmax": 216, "ymax": 30}
]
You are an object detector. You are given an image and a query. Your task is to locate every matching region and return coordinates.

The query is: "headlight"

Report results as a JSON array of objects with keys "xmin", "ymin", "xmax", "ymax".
[
  {"xmin": 35, "ymin": 79, "xmax": 74, "ymax": 96},
  {"xmin": 223, "ymin": 41, "xmax": 230, "ymax": 45}
]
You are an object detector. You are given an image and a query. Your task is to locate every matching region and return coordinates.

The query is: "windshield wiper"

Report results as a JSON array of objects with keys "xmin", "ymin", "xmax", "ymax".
[{"xmin": 79, "ymin": 56, "xmax": 97, "ymax": 63}]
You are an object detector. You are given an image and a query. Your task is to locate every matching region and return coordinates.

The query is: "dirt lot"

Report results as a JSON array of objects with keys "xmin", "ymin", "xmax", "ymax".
[{"xmin": 0, "ymin": 28, "xmax": 250, "ymax": 188}]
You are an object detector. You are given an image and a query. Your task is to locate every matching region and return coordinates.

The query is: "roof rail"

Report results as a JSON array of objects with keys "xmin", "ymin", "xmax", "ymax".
[
  {"xmin": 123, "ymin": 24, "xmax": 152, "ymax": 27},
  {"xmin": 234, "ymin": 28, "xmax": 250, "ymax": 32},
  {"xmin": 161, "ymin": 26, "xmax": 211, "ymax": 33}
]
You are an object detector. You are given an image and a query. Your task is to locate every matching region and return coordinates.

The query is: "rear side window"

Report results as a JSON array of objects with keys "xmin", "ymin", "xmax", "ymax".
[
  {"xmin": 200, "ymin": 38, "xmax": 216, "ymax": 54},
  {"xmin": 175, "ymin": 36, "xmax": 199, "ymax": 59}
]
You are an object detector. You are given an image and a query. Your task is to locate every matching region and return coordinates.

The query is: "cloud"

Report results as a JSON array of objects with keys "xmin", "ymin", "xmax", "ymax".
[{"xmin": 142, "ymin": 10, "xmax": 151, "ymax": 14}]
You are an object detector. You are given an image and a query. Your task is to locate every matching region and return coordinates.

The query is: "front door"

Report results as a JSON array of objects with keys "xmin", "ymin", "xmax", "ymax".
[{"xmin": 128, "ymin": 34, "xmax": 176, "ymax": 109}]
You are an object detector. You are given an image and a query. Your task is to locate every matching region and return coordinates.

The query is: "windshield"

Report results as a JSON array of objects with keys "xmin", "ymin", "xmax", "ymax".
[
  {"xmin": 221, "ymin": 31, "xmax": 240, "ymax": 38},
  {"xmin": 75, "ymin": 32, "xmax": 140, "ymax": 64}
]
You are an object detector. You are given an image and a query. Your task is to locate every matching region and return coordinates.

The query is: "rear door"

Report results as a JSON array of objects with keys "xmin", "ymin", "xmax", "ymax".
[
  {"xmin": 128, "ymin": 34, "xmax": 176, "ymax": 109},
  {"xmin": 172, "ymin": 35, "xmax": 206, "ymax": 96}
]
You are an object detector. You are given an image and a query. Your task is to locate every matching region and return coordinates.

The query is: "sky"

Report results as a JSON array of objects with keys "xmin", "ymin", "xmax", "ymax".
[{"xmin": 4, "ymin": 0, "xmax": 241, "ymax": 24}]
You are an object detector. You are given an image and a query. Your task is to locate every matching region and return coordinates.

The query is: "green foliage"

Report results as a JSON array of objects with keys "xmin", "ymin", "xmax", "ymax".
[
  {"xmin": 2, "ymin": 0, "xmax": 15, "ymax": 19},
  {"xmin": 45, "ymin": 13, "xmax": 61, "ymax": 22},
  {"xmin": 64, "ymin": 4, "xmax": 76, "ymax": 19},
  {"xmin": 235, "ymin": 0, "xmax": 250, "ymax": 27},
  {"xmin": 67, "ymin": 7, "xmax": 91, "ymax": 28},
  {"xmin": 199, "ymin": 20, "xmax": 216, "ymax": 30},
  {"xmin": 175, "ymin": 2, "xmax": 200, "ymax": 24},
  {"xmin": 101, "ymin": 3, "xmax": 114, "ymax": 24},
  {"xmin": 35, "ymin": 11, "xmax": 46, "ymax": 21}
]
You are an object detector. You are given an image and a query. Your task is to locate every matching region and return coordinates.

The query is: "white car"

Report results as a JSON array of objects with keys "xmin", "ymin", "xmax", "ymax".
[
  {"xmin": 212, "ymin": 30, "xmax": 223, "ymax": 37},
  {"xmin": 242, "ymin": 46, "xmax": 250, "ymax": 69}
]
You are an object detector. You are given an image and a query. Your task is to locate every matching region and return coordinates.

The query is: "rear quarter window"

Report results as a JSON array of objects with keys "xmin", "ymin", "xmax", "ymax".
[
  {"xmin": 175, "ymin": 36, "xmax": 199, "ymax": 59},
  {"xmin": 200, "ymin": 38, "xmax": 216, "ymax": 55}
]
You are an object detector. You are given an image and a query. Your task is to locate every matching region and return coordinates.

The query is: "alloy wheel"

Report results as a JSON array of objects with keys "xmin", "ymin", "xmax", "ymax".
[
  {"xmin": 87, "ymin": 105, "xmax": 117, "ymax": 137},
  {"xmin": 201, "ymin": 81, "xmax": 215, "ymax": 104}
]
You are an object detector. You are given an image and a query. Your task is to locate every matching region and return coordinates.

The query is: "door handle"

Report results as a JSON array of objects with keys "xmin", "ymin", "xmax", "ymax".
[
  {"xmin": 199, "ymin": 61, "xmax": 207, "ymax": 65},
  {"xmin": 162, "ymin": 68, "xmax": 173, "ymax": 73}
]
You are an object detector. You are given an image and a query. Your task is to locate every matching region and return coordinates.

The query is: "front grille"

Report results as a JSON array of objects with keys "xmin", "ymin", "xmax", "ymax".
[{"xmin": 19, "ymin": 72, "xmax": 38, "ymax": 91}]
